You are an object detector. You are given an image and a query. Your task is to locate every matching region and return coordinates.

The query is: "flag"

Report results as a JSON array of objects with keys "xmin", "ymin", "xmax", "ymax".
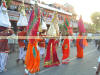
[
  {"xmin": 64, "ymin": 16, "xmax": 73, "ymax": 35},
  {"xmin": 27, "ymin": 9, "xmax": 35, "ymax": 33},
  {"xmin": 27, "ymin": 8, "xmax": 40, "ymax": 36},
  {"xmin": 64, "ymin": 17, "xmax": 69, "ymax": 31},
  {"xmin": 27, "ymin": 7, "xmax": 40, "ymax": 43}
]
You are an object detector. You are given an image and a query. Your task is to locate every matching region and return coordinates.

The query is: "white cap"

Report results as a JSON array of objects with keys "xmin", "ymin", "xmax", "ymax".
[
  {"xmin": 0, "ymin": 4, "xmax": 11, "ymax": 27},
  {"xmin": 42, "ymin": 21, "xmax": 47, "ymax": 30}
]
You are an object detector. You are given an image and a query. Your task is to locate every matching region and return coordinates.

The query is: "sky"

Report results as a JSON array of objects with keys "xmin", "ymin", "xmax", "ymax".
[{"xmin": 40, "ymin": 0, "xmax": 100, "ymax": 23}]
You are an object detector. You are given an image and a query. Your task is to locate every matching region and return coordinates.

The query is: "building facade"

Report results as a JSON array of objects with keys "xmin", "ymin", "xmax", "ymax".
[{"xmin": 7, "ymin": 0, "xmax": 72, "ymax": 34}]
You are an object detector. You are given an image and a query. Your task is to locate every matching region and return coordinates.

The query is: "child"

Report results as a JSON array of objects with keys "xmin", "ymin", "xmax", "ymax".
[{"xmin": 0, "ymin": 27, "xmax": 13, "ymax": 72}]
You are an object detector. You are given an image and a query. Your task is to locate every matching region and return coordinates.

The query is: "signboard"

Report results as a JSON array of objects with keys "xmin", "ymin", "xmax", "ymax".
[
  {"xmin": 9, "ymin": 16, "xmax": 19, "ymax": 21},
  {"xmin": 9, "ymin": 5, "xmax": 17, "ymax": 10},
  {"xmin": 8, "ymin": 10, "xmax": 19, "ymax": 21}
]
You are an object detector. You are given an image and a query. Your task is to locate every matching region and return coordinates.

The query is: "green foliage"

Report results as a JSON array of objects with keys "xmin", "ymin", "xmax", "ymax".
[
  {"xmin": 91, "ymin": 12, "xmax": 100, "ymax": 26},
  {"xmin": 59, "ymin": 24, "xmax": 68, "ymax": 36},
  {"xmin": 91, "ymin": 12, "xmax": 100, "ymax": 32},
  {"xmin": 5, "ymin": 0, "xmax": 12, "ymax": 7},
  {"xmin": 59, "ymin": 24, "xmax": 63, "ymax": 31}
]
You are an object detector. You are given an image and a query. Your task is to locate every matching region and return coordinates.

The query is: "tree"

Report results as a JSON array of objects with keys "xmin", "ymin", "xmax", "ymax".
[
  {"xmin": 5, "ymin": 0, "xmax": 12, "ymax": 7},
  {"xmin": 91, "ymin": 12, "xmax": 100, "ymax": 26},
  {"xmin": 91, "ymin": 12, "xmax": 100, "ymax": 32},
  {"xmin": 59, "ymin": 24, "xmax": 68, "ymax": 36},
  {"xmin": 0, "ymin": 0, "xmax": 12, "ymax": 7}
]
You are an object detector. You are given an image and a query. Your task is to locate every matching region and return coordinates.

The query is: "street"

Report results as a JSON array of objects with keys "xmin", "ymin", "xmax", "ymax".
[
  {"xmin": 0, "ymin": 0, "xmax": 100, "ymax": 75},
  {"xmin": 0, "ymin": 41, "xmax": 100, "ymax": 75}
]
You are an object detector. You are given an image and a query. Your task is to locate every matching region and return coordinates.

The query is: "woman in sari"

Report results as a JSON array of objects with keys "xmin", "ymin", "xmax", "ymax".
[
  {"xmin": 44, "ymin": 12, "xmax": 60, "ymax": 68},
  {"xmin": 62, "ymin": 38, "xmax": 70, "ymax": 64},
  {"xmin": 44, "ymin": 39, "xmax": 60, "ymax": 67},
  {"xmin": 76, "ymin": 33, "xmax": 88, "ymax": 58}
]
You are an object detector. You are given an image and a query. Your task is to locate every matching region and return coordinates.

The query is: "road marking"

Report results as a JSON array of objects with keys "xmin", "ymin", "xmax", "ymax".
[
  {"xmin": 92, "ymin": 67, "xmax": 97, "ymax": 70},
  {"xmin": 39, "ymin": 49, "xmax": 97, "ymax": 74}
]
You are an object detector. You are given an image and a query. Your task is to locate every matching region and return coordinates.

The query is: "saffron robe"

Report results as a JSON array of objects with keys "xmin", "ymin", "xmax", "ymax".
[
  {"xmin": 25, "ymin": 39, "xmax": 40, "ymax": 74},
  {"xmin": 76, "ymin": 34, "xmax": 88, "ymax": 58}
]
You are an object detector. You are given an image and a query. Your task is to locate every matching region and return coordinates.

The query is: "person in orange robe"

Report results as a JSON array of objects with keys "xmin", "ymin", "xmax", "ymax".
[
  {"xmin": 24, "ymin": 7, "xmax": 41, "ymax": 75},
  {"xmin": 76, "ymin": 33, "xmax": 88, "ymax": 58},
  {"xmin": 62, "ymin": 38, "xmax": 70, "ymax": 64},
  {"xmin": 25, "ymin": 39, "xmax": 41, "ymax": 74}
]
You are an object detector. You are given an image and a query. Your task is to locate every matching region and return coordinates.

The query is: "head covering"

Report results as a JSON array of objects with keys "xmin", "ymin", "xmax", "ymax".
[
  {"xmin": 17, "ymin": 2, "xmax": 28, "ymax": 26},
  {"xmin": 42, "ymin": 20, "xmax": 47, "ymax": 30},
  {"xmin": 17, "ymin": 13, "xmax": 28, "ymax": 26},
  {"xmin": 47, "ymin": 12, "xmax": 59, "ymax": 36},
  {"xmin": 0, "ymin": 0, "xmax": 11, "ymax": 28},
  {"xmin": 78, "ymin": 16, "xmax": 86, "ymax": 33}
]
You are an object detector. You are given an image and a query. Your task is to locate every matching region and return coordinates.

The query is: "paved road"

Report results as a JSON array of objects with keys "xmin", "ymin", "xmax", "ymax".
[{"xmin": 1, "ymin": 41, "xmax": 100, "ymax": 75}]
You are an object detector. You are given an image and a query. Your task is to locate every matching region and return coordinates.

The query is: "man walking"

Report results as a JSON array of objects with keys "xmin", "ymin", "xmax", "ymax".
[{"xmin": 0, "ymin": 27, "xmax": 13, "ymax": 72}]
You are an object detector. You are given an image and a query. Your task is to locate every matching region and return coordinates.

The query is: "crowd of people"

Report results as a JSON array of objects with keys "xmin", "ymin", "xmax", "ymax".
[
  {"xmin": 0, "ymin": 27, "xmax": 88, "ymax": 74},
  {"xmin": 0, "ymin": 0, "xmax": 100, "ymax": 75}
]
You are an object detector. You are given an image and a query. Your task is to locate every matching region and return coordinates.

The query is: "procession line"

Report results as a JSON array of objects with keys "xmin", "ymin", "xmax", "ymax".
[{"xmin": 39, "ymin": 49, "xmax": 97, "ymax": 74}]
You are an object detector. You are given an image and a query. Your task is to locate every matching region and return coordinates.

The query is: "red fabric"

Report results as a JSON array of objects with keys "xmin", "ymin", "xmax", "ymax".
[
  {"xmin": 0, "ymin": 31, "xmax": 12, "ymax": 53},
  {"xmin": 38, "ymin": 39, "xmax": 45, "ymax": 47},
  {"xmin": 27, "ymin": 8, "xmax": 40, "ymax": 44},
  {"xmin": 18, "ymin": 31, "xmax": 27, "ymax": 47},
  {"xmin": 62, "ymin": 39, "xmax": 70, "ymax": 60},
  {"xmin": 68, "ymin": 27, "xmax": 73, "ymax": 35},
  {"xmin": 27, "ymin": 9, "xmax": 35, "ymax": 32},
  {"xmin": 76, "ymin": 34, "xmax": 88, "ymax": 58},
  {"xmin": 78, "ymin": 17, "xmax": 86, "ymax": 33},
  {"xmin": 3, "ymin": 2, "xmax": 6, "ymax": 8},
  {"xmin": 76, "ymin": 34, "xmax": 83, "ymax": 58},
  {"xmin": 29, "ymin": 14, "xmax": 40, "ymax": 44},
  {"xmin": 0, "ymin": 26, "xmax": 7, "ymax": 31},
  {"xmin": 38, "ymin": 34, "xmax": 46, "ymax": 48},
  {"xmin": 44, "ymin": 39, "xmax": 60, "ymax": 67}
]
